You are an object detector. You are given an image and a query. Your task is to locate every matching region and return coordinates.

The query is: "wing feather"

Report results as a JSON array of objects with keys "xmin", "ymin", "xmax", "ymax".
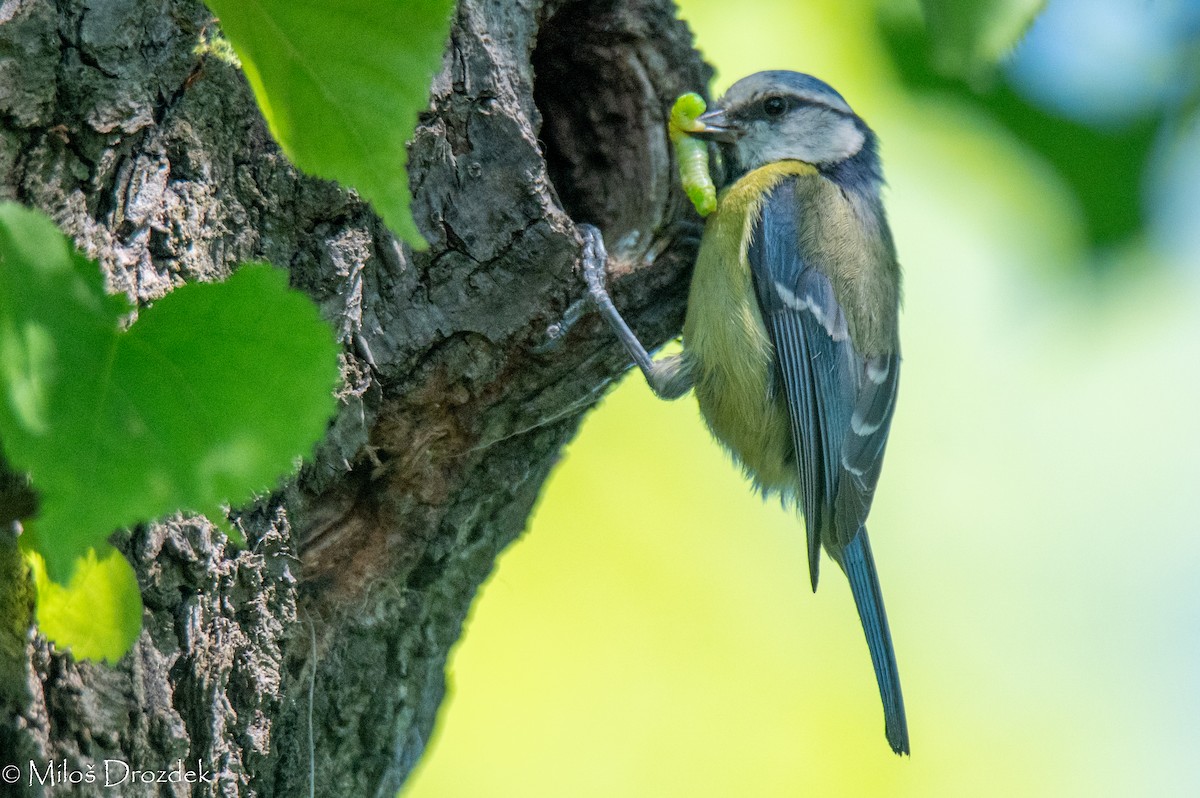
[
  {"xmin": 747, "ymin": 178, "xmax": 897, "ymax": 578},
  {"xmin": 765, "ymin": 309, "xmax": 825, "ymax": 588}
]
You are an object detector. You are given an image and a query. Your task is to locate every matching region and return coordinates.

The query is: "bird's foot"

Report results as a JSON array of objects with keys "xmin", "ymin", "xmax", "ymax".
[
  {"xmin": 534, "ymin": 224, "xmax": 611, "ymax": 354},
  {"xmin": 578, "ymin": 223, "xmax": 610, "ymax": 301}
]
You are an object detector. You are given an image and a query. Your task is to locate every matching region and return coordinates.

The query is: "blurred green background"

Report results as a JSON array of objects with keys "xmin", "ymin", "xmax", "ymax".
[{"xmin": 405, "ymin": 0, "xmax": 1200, "ymax": 795}]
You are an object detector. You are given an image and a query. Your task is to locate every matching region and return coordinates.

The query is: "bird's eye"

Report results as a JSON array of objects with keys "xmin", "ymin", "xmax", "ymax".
[{"xmin": 763, "ymin": 96, "xmax": 787, "ymax": 117}]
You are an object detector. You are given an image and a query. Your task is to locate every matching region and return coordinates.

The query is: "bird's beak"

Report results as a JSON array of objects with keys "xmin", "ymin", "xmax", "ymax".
[{"xmin": 690, "ymin": 108, "xmax": 742, "ymax": 143}]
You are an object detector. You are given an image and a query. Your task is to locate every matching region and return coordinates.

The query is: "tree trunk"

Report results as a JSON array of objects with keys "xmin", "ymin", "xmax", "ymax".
[{"xmin": 0, "ymin": 0, "xmax": 708, "ymax": 794}]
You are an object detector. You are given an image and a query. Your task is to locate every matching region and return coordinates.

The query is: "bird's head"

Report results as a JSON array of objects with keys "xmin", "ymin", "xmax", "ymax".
[{"xmin": 691, "ymin": 71, "xmax": 875, "ymax": 177}]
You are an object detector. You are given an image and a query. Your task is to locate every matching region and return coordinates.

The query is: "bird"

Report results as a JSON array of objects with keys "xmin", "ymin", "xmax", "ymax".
[{"xmin": 579, "ymin": 70, "xmax": 909, "ymax": 754}]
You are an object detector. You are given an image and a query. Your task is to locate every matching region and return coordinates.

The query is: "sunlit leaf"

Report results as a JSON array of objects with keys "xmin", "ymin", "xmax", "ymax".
[
  {"xmin": 202, "ymin": 0, "xmax": 456, "ymax": 248},
  {"xmin": 26, "ymin": 544, "xmax": 143, "ymax": 663}
]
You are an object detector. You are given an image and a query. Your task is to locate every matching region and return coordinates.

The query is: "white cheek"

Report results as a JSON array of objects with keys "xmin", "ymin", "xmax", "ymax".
[
  {"xmin": 737, "ymin": 113, "xmax": 866, "ymax": 168},
  {"xmin": 825, "ymin": 121, "xmax": 865, "ymax": 161},
  {"xmin": 741, "ymin": 122, "xmax": 776, "ymax": 165},
  {"xmin": 801, "ymin": 115, "xmax": 864, "ymax": 164}
]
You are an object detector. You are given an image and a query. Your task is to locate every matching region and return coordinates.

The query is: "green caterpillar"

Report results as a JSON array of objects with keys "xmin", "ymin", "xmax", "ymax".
[{"xmin": 669, "ymin": 92, "xmax": 717, "ymax": 217}]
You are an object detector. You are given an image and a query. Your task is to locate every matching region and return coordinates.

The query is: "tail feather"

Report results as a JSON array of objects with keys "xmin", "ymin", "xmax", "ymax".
[{"xmin": 842, "ymin": 529, "xmax": 909, "ymax": 755}]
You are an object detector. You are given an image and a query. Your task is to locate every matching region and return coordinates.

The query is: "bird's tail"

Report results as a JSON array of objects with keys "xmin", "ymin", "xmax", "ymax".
[{"xmin": 842, "ymin": 528, "xmax": 909, "ymax": 755}]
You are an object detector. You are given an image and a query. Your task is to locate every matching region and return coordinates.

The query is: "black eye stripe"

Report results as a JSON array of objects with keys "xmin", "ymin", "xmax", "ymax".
[{"xmin": 730, "ymin": 94, "xmax": 850, "ymax": 121}]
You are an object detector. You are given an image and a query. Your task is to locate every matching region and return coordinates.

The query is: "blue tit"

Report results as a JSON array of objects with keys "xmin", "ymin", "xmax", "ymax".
[{"xmin": 580, "ymin": 70, "xmax": 908, "ymax": 754}]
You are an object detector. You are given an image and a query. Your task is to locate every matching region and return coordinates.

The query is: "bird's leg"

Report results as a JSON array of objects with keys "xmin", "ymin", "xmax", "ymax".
[{"xmin": 578, "ymin": 224, "xmax": 693, "ymax": 400}]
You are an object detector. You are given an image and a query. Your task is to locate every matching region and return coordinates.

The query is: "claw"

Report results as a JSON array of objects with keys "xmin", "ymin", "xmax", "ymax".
[
  {"xmin": 578, "ymin": 223, "xmax": 610, "ymax": 299},
  {"xmin": 534, "ymin": 224, "xmax": 612, "ymax": 354}
]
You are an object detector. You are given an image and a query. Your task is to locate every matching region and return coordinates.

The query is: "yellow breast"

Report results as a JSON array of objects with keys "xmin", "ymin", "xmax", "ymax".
[{"xmin": 681, "ymin": 161, "xmax": 818, "ymax": 493}]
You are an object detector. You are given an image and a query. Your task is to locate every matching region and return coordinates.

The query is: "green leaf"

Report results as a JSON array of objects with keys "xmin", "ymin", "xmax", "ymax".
[
  {"xmin": 0, "ymin": 202, "xmax": 340, "ymax": 588},
  {"xmin": 25, "ymin": 544, "xmax": 143, "ymax": 663},
  {"xmin": 202, "ymin": 0, "xmax": 456, "ymax": 248},
  {"xmin": 919, "ymin": 0, "xmax": 1046, "ymax": 81}
]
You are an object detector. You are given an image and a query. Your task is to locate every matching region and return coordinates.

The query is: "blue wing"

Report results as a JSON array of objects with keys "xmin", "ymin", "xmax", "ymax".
[{"xmin": 747, "ymin": 177, "xmax": 908, "ymax": 755}]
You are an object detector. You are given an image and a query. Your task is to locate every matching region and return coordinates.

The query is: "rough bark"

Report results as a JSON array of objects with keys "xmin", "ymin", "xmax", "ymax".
[{"xmin": 0, "ymin": 0, "xmax": 708, "ymax": 795}]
